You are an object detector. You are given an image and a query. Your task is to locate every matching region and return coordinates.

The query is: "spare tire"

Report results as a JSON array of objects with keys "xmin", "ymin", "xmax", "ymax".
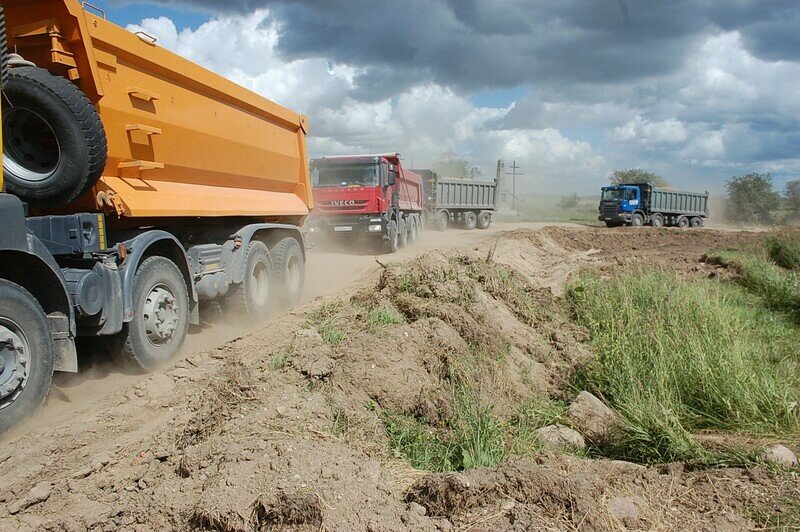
[{"xmin": 2, "ymin": 66, "xmax": 107, "ymax": 208}]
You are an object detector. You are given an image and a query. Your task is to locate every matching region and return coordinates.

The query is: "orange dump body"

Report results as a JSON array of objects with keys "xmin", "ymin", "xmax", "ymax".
[{"xmin": 4, "ymin": 0, "xmax": 312, "ymax": 222}]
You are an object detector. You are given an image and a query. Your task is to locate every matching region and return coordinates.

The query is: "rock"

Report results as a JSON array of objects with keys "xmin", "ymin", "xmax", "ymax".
[
  {"xmin": 408, "ymin": 502, "xmax": 427, "ymax": 516},
  {"xmin": 566, "ymin": 391, "xmax": 623, "ymax": 444},
  {"xmin": 501, "ymin": 499, "xmax": 516, "ymax": 512},
  {"xmin": 291, "ymin": 329, "xmax": 335, "ymax": 379},
  {"xmin": 608, "ymin": 497, "xmax": 641, "ymax": 528},
  {"xmin": 761, "ymin": 444, "xmax": 798, "ymax": 468},
  {"xmin": 533, "ymin": 425, "xmax": 586, "ymax": 453},
  {"xmin": 6, "ymin": 482, "xmax": 52, "ymax": 514},
  {"xmin": 71, "ymin": 467, "xmax": 92, "ymax": 479}
]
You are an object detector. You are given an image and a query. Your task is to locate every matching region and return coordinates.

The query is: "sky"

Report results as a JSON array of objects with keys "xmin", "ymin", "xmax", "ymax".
[{"xmin": 91, "ymin": 0, "xmax": 799, "ymax": 195}]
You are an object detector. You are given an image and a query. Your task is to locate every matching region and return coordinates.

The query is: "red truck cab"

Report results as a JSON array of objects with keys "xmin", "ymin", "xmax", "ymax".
[{"xmin": 309, "ymin": 154, "xmax": 425, "ymax": 252}]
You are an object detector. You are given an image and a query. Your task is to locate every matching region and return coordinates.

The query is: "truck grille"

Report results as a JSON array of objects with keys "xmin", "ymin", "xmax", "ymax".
[
  {"xmin": 600, "ymin": 203, "xmax": 618, "ymax": 218},
  {"xmin": 318, "ymin": 200, "xmax": 369, "ymax": 212}
]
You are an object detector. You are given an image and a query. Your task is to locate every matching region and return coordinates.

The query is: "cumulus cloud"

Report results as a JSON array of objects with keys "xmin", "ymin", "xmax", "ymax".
[
  {"xmin": 127, "ymin": 11, "xmax": 607, "ymax": 192},
  {"xmin": 119, "ymin": 0, "xmax": 800, "ymax": 192}
]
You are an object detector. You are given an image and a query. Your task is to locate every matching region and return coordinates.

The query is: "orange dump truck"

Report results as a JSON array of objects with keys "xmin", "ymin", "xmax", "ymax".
[{"xmin": 0, "ymin": 1, "xmax": 312, "ymax": 432}]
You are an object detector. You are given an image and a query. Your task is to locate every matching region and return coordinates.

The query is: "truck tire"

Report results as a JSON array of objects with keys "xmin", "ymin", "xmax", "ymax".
[
  {"xmin": 225, "ymin": 241, "xmax": 275, "ymax": 324},
  {"xmin": 110, "ymin": 257, "xmax": 190, "ymax": 372},
  {"xmin": 408, "ymin": 215, "xmax": 419, "ymax": 242},
  {"xmin": 631, "ymin": 213, "xmax": 644, "ymax": 227},
  {"xmin": 677, "ymin": 216, "xmax": 689, "ymax": 229},
  {"xmin": 0, "ymin": 279, "xmax": 54, "ymax": 434},
  {"xmin": 651, "ymin": 214, "xmax": 664, "ymax": 228},
  {"xmin": 463, "ymin": 211, "xmax": 477, "ymax": 230},
  {"xmin": 398, "ymin": 218, "xmax": 408, "ymax": 248},
  {"xmin": 437, "ymin": 211, "xmax": 449, "ymax": 231},
  {"xmin": 271, "ymin": 237, "xmax": 305, "ymax": 309},
  {"xmin": 690, "ymin": 217, "xmax": 704, "ymax": 228},
  {"xmin": 477, "ymin": 212, "xmax": 492, "ymax": 230},
  {"xmin": 2, "ymin": 67, "xmax": 107, "ymax": 208},
  {"xmin": 386, "ymin": 220, "xmax": 399, "ymax": 253}
]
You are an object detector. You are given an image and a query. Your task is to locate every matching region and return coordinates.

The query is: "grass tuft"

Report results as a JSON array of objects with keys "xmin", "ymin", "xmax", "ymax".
[
  {"xmin": 767, "ymin": 230, "xmax": 800, "ymax": 270},
  {"xmin": 566, "ymin": 268, "xmax": 800, "ymax": 463},
  {"xmin": 308, "ymin": 300, "xmax": 349, "ymax": 347},
  {"xmin": 368, "ymin": 305, "xmax": 406, "ymax": 328}
]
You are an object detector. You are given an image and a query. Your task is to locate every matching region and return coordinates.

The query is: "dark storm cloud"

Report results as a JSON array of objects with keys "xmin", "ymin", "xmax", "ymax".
[{"xmin": 138, "ymin": 0, "xmax": 799, "ymax": 92}]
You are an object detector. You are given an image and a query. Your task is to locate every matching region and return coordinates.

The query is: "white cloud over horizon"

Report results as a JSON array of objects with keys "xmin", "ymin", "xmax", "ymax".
[{"xmin": 126, "ymin": 3, "xmax": 800, "ymax": 195}]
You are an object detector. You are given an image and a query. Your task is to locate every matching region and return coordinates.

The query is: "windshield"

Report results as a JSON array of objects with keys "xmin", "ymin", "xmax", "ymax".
[
  {"xmin": 312, "ymin": 163, "xmax": 380, "ymax": 187},
  {"xmin": 602, "ymin": 188, "xmax": 637, "ymax": 201}
]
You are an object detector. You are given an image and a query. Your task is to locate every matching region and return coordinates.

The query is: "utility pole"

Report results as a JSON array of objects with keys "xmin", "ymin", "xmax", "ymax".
[{"xmin": 506, "ymin": 161, "xmax": 524, "ymax": 211}]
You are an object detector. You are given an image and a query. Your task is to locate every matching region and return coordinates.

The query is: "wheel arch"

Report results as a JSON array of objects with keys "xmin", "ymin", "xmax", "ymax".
[
  {"xmin": 0, "ymin": 244, "xmax": 77, "ymax": 373},
  {"xmin": 121, "ymin": 231, "xmax": 196, "ymax": 324},
  {"xmin": 0, "ymin": 247, "xmax": 73, "ymax": 327},
  {"xmin": 229, "ymin": 224, "xmax": 305, "ymax": 285}
]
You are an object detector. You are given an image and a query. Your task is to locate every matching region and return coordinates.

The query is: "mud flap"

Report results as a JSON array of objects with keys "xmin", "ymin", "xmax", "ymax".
[{"xmin": 48, "ymin": 312, "xmax": 78, "ymax": 373}]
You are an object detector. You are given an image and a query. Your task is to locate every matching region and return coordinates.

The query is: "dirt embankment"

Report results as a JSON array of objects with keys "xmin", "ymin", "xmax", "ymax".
[{"xmin": 0, "ymin": 226, "xmax": 794, "ymax": 532}]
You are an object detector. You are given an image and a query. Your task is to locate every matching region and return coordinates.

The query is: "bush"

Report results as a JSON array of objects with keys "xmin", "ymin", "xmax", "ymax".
[
  {"xmin": 725, "ymin": 173, "xmax": 781, "ymax": 225},
  {"xmin": 767, "ymin": 231, "xmax": 800, "ymax": 270},
  {"xmin": 567, "ymin": 269, "xmax": 800, "ymax": 463}
]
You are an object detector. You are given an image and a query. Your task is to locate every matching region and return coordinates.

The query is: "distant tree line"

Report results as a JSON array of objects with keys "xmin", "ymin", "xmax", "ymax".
[{"xmin": 725, "ymin": 173, "xmax": 799, "ymax": 224}]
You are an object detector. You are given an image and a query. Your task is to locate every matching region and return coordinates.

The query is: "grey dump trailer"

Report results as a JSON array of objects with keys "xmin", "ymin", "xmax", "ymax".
[
  {"xmin": 414, "ymin": 170, "xmax": 498, "ymax": 231},
  {"xmin": 599, "ymin": 183, "xmax": 709, "ymax": 228}
]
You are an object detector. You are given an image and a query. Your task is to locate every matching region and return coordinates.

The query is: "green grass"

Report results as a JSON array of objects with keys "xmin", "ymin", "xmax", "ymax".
[
  {"xmin": 711, "ymin": 251, "xmax": 800, "ymax": 319},
  {"xmin": 566, "ymin": 269, "xmax": 800, "ymax": 463},
  {"xmin": 384, "ymin": 387, "xmax": 506, "ymax": 472},
  {"xmin": 308, "ymin": 301, "xmax": 348, "ymax": 347},
  {"xmin": 767, "ymin": 231, "xmax": 800, "ymax": 270},
  {"xmin": 268, "ymin": 349, "xmax": 291, "ymax": 371},
  {"xmin": 368, "ymin": 305, "xmax": 406, "ymax": 328}
]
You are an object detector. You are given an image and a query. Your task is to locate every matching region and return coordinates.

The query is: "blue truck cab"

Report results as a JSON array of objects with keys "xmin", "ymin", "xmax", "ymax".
[
  {"xmin": 599, "ymin": 185, "xmax": 641, "ymax": 226},
  {"xmin": 598, "ymin": 182, "xmax": 710, "ymax": 228}
]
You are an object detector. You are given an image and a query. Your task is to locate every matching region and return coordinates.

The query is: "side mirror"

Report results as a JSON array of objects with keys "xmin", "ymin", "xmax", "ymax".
[{"xmin": 387, "ymin": 170, "xmax": 397, "ymax": 186}]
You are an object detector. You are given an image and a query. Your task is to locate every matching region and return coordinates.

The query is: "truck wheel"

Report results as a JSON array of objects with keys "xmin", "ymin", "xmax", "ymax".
[
  {"xmin": 438, "ymin": 211, "xmax": 449, "ymax": 231},
  {"xmin": 677, "ymin": 216, "xmax": 689, "ymax": 229},
  {"xmin": 477, "ymin": 212, "xmax": 492, "ymax": 230},
  {"xmin": 0, "ymin": 279, "xmax": 54, "ymax": 434},
  {"xmin": 631, "ymin": 213, "xmax": 644, "ymax": 227},
  {"xmin": 110, "ymin": 257, "xmax": 190, "ymax": 372},
  {"xmin": 408, "ymin": 216, "xmax": 419, "ymax": 242},
  {"xmin": 2, "ymin": 67, "xmax": 108, "ymax": 208},
  {"xmin": 398, "ymin": 218, "xmax": 408, "ymax": 248},
  {"xmin": 225, "ymin": 241, "xmax": 275, "ymax": 324},
  {"xmin": 271, "ymin": 237, "xmax": 305, "ymax": 309},
  {"xmin": 690, "ymin": 217, "xmax": 704, "ymax": 228},
  {"xmin": 386, "ymin": 219, "xmax": 399, "ymax": 253},
  {"xmin": 463, "ymin": 211, "xmax": 477, "ymax": 230},
  {"xmin": 651, "ymin": 214, "xmax": 664, "ymax": 228}
]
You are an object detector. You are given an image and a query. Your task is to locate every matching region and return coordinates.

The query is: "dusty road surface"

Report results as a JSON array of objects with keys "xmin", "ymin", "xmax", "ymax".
[
  {"xmin": 16, "ymin": 222, "xmax": 579, "ymax": 438},
  {"xmin": 1, "ymin": 224, "xmax": 796, "ymax": 531}
]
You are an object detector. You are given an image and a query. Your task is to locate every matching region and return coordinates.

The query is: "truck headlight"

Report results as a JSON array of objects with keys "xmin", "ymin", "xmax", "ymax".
[{"xmin": 368, "ymin": 224, "xmax": 382, "ymax": 232}]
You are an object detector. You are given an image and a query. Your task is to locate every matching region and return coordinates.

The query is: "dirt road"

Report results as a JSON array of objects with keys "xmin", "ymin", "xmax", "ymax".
[
  {"xmin": 3, "ymin": 224, "xmax": 793, "ymax": 532},
  {"xmin": 13, "ymin": 223, "xmax": 579, "ymax": 439}
]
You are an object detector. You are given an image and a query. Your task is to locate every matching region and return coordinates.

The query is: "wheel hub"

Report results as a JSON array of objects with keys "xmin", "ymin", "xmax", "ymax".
[
  {"xmin": 2, "ymin": 107, "xmax": 61, "ymax": 183},
  {"xmin": 0, "ymin": 323, "xmax": 30, "ymax": 406},
  {"xmin": 250, "ymin": 262, "xmax": 270, "ymax": 306},
  {"xmin": 287, "ymin": 255, "xmax": 301, "ymax": 295},
  {"xmin": 143, "ymin": 286, "xmax": 179, "ymax": 346}
]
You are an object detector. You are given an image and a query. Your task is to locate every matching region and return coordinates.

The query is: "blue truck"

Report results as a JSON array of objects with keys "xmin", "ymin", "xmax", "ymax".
[{"xmin": 599, "ymin": 183, "xmax": 709, "ymax": 228}]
